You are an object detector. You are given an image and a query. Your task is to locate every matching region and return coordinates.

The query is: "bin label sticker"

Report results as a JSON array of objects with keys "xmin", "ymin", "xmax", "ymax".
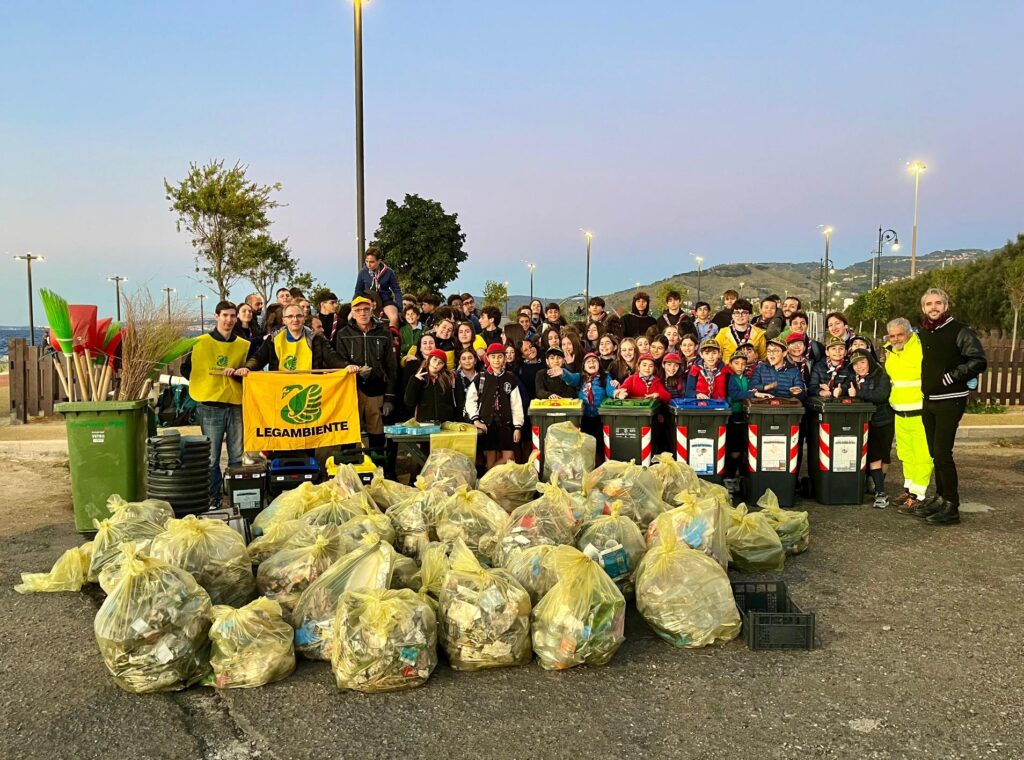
[
  {"xmin": 91, "ymin": 430, "xmax": 105, "ymax": 444},
  {"xmin": 833, "ymin": 435, "xmax": 858, "ymax": 473},
  {"xmin": 232, "ymin": 488, "xmax": 262, "ymax": 509},
  {"xmin": 615, "ymin": 426, "xmax": 638, "ymax": 440},
  {"xmin": 762, "ymin": 435, "xmax": 788, "ymax": 472},
  {"xmin": 691, "ymin": 438, "xmax": 715, "ymax": 475}
]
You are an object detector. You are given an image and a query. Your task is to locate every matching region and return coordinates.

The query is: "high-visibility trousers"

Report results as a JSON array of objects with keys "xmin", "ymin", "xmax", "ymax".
[{"xmin": 894, "ymin": 413, "xmax": 933, "ymax": 498}]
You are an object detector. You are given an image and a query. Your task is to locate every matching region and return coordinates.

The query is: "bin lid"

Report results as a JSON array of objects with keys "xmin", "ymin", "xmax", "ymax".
[
  {"xmin": 56, "ymin": 400, "xmax": 150, "ymax": 413},
  {"xmin": 600, "ymin": 399, "xmax": 659, "ymax": 413},
  {"xmin": 529, "ymin": 398, "xmax": 583, "ymax": 412},
  {"xmin": 743, "ymin": 398, "xmax": 804, "ymax": 414},
  {"xmin": 809, "ymin": 397, "xmax": 876, "ymax": 412},
  {"xmin": 670, "ymin": 398, "xmax": 730, "ymax": 410}
]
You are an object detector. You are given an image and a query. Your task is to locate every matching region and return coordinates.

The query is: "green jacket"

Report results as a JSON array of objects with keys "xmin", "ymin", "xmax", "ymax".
[{"xmin": 399, "ymin": 323, "xmax": 424, "ymax": 357}]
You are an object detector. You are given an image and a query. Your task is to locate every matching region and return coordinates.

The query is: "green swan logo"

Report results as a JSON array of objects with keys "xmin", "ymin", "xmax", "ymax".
[
  {"xmin": 215, "ymin": 354, "xmax": 228, "ymax": 369},
  {"xmin": 280, "ymin": 384, "xmax": 323, "ymax": 425},
  {"xmin": 283, "ymin": 354, "xmax": 298, "ymax": 371}
]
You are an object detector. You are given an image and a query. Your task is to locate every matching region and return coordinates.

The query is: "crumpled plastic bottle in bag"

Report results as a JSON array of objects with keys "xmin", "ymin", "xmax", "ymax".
[
  {"xmin": 542, "ymin": 421, "xmax": 596, "ymax": 493},
  {"xmin": 439, "ymin": 539, "xmax": 532, "ymax": 671},
  {"xmin": 385, "ymin": 486, "xmax": 446, "ymax": 558},
  {"xmin": 93, "ymin": 542, "xmax": 212, "ymax": 693},
  {"xmin": 291, "ymin": 535, "xmax": 408, "ymax": 661},
  {"xmin": 478, "ymin": 452, "xmax": 540, "ymax": 512},
  {"xmin": 206, "ymin": 597, "xmax": 295, "ymax": 689},
  {"xmin": 433, "ymin": 485, "xmax": 511, "ymax": 560},
  {"xmin": 15, "ymin": 541, "xmax": 93, "ymax": 594},
  {"xmin": 531, "ymin": 547, "xmax": 626, "ymax": 669},
  {"xmin": 365, "ymin": 468, "xmax": 418, "ymax": 510},
  {"xmin": 757, "ymin": 489, "xmax": 810, "ymax": 555},
  {"xmin": 583, "ymin": 460, "xmax": 670, "ymax": 530},
  {"xmin": 490, "ymin": 482, "xmax": 579, "ymax": 567},
  {"xmin": 416, "ymin": 448, "xmax": 477, "ymax": 495},
  {"xmin": 255, "ymin": 524, "xmax": 343, "ymax": 614},
  {"xmin": 647, "ymin": 493, "xmax": 730, "ymax": 569},
  {"xmin": 635, "ymin": 513, "xmax": 741, "ymax": 648},
  {"xmin": 331, "ymin": 588, "xmax": 438, "ymax": 693},
  {"xmin": 106, "ymin": 494, "xmax": 174, "ymax": 526},
  {"xmin": 89, "ymin": 517, "xmax": 165, "ymax": 583},
  {"xmin": 726, "ymin": 510, "xmax": 785, "ymax": 573},
  {"xmin": 576, "ymin": 501, "xmax": 648, "ymax": 595},
  {"xmin": 502, "ymin": 544, "xmax": 564, "ymax": 606},
  {"xmin": 148, "ymin": 514, "xmax": 256, "ymax": 607}
]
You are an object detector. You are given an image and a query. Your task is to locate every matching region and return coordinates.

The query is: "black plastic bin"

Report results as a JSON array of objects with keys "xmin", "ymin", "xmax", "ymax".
[
  {"xmin": 732, "ymin": 580, "xmax": 816, "ymax": 650},
  {"xmin": 743, "ymin": 398, "xmax": 805, "ymax": 507},
  {"xmin": 598, "ymin": 399, "xmax": 659, "ymax": 466},
  {"xmin": 670, "ymin": 398, "xmax": 731, "ymax": 484},
  {"xmin": 807, "ymin": 397, "xmax": 875, "ymax": 505},
  {"xmin": 225, "ymin": 463, "xmax": 267, "ymax": 523}
]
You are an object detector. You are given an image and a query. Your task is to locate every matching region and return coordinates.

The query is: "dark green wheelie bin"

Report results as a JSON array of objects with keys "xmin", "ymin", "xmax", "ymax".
[{"xmin": 598, "ymin": 398, "xmax": 659, "ymax": 466}]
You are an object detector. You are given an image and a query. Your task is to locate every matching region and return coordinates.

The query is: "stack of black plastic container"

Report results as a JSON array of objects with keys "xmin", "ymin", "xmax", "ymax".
[{"xmin": 147, "ymin": 430, "xmax": 212, "ymax": 515}]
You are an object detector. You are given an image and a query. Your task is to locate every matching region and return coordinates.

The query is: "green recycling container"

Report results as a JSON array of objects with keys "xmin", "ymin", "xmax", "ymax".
[
  {"xmin": 598, "ymin": 399, "xmax": 659, "ymax": 466},
  {"xmin": 529, "ymin": 399, "xmax": 584, "ymax": 476},
  {"xmin": 807, "ymin": 397, "xmax": 875, "ymax": 505},
  {"xmin": 56, "ymin": 400, "xmax": 152, "ymax": 532},
  {"xmin": 743, "ymin": 398, "xmax": 805, "ymax": 508}
]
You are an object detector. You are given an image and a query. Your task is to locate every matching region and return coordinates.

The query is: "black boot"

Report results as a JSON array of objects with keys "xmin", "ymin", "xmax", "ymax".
[
  {"xmin": 925, "ymin": 499, "xmax": 960, "ymax": 526},
  {"xmin": 898, "ymin": 494, "xmax": 942, "ymax": 518}
]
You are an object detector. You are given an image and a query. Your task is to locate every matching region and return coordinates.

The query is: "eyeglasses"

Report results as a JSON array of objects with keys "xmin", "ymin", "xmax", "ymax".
[
  {"xmin": 284, "ymin": 315, "xmax": 304, "ymax": 320},
  {"xmin": 732, "ymin": 309, "xmax": 750, "ymax": 315}
]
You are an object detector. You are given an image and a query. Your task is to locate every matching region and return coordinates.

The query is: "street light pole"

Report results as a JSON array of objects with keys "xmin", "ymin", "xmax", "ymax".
[
  {"xmin": 527, "ymin": 262, "xmax": 536, "ymax": 302},
  {"xmin": 108, "ymin": 275, "xmax": 126, "ymax": 321},
  {"xmin": 14, "ymin": 253, "xmax": 44, "ymax": 346},
  {"xmin": 503, "ymin": 281, "xmax": 510, "ymax": 320},
  {"xmin": 353, "ymin": 0, "xmax": 366, "ymax": 270},
  {"xmin": 817, "ymin": 226, "xmax": 832, "ymax": 320},
  {"xmin": 161, "ymin": 287, "xmax": 175, "ymax": 322},
  {"xmin": 196, "ymin": 294, "xmax": 207, "ymax": 332},
  {"xmin": 695, "ymin": 255, "xmax": 704, "ymax": 302},
  {"xmin": 907, "ymin": 161, "xmax": 926, "ymax": 278},
  {"xmin": 580, "ymin": 229, "xmax": 593, "ymax": 305},
  {"xmin": 874, "ymin": 228, "xmax": 899, "ymax": 289}
]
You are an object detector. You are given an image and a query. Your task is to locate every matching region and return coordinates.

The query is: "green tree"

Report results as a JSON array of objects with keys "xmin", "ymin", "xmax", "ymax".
[
  {"xmin": 656, "ymin": 281, "xmax": 689, "ymax": 307},
  {"xmin": 1005, "ymin": 255, "xmax": 1024, "ymax": 358},
  {"xmin": 165, "ymin": 160, "xmax": 283, "ymax": 300},
  {"xmin": 236, "ymin": 233, "xmax": 296, "ymax": 304},
  {"xmin": 483, "ymin": 280, "xmax": 509, "ymax": 313},
  {"xmin": 291, "ymin": 271, "xmax": 329, "ymax": 301},
  {"xmin": 372, "ymin": 194, "xmax": 467, "ymax": 295}
]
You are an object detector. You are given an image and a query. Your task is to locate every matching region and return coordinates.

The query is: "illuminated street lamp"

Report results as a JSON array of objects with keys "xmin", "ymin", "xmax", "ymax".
[
  {"xmin": 580, "ymin": 229, "xmax": 593, "ymax": 305},
  {"xmin": 817, "ymin": 225, "xmax": 833, "ymax": 319},
  {"xmin": 873, "ymin": 228, "xmax": 899, "ymax": 289},
  {"xmin": 907, "ymin": 161, "xmax": 927, "ymax": 277}
]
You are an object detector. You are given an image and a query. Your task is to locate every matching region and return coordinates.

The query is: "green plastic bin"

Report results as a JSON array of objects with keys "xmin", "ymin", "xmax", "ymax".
[
  {"xmin": 598, "ymin": 399, "xmax": 659, "ymax": 466},
  {"xmin": 56, "ymin": 400, "xmax": 152, "ymax": 532}
]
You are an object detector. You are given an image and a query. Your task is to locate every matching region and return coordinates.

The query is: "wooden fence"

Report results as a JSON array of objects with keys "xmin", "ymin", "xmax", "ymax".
[
  {"xmin": 972, "ymin": 339, "xmax": 1023, "ymax": 406},
  {"xmin": 7, "ymin": 339, "xmax": 67, "ymax": 423}
]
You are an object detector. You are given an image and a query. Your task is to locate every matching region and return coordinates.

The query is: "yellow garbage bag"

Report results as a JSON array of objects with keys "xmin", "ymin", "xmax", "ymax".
[
  {"xmin": 647, "ymin": 494, "xmax": 729, "ymax": 569},
  {"xmin": 299, "ymin": 490, "xmax": 376, "ymax": 529},
  {"xmin": 725, "ymin": 502, "xmax": 749, "ymax": 530},
  {"xmin": 726, "ymin": 510, "xmax": 785, "ymax": 573},
  {"xmin": 649, "ymin": 452, "xmax": 701, "ymax": 501},
  {"xmin": 385, "ymin": 486, "xmax": 446, "ymax": 558},
  {"xmin": 576, "ymin": 502, "xmax": 648, "ymax": 595},
  {"xmin": 206, "ymin": 597, "xmax": 295, "ymax": 689},
  {"xmin": 531, "ymin": 547, "xmax": 625, "ymax": 669},
  {"xmin": 336, "ymin": 511, "xmax": 396, "ymax": 554},
  {"xmin": 757, "ymin": 488, "xmax": 810, "ymax": 555},
  {"xmin": 434, "ymin": 485, "xmax": 511, "ymax": 560},
  {"xmin": 365, "ymin": 468, "xmax": 418, "ymax": 510},
  {"xmin": 416, "ymin": 448, "xmax": 477, "ymax": 495},
  {"xmin": 94, "ymin": 542, "xmax": 211, "ymax": 693},
  {"xmin": 478, "ymin": 452, "xmax": 540, "ymax": 512},
  {"xmin": 583, "ymin": 460, "xmax": 669, "ymax": 530},
  {"xmin": 246, "ymin": 519, "xmax": 306, "ymax": 565},
  {"xmin": 490, "ymin": 482, "xmax": 578, "ymax": 567},
  {"xmin": 331, "ymin": 588, "xmax": 437, "ymax": 693},
  {"xmin": 15, "ymin": 541, "xmax": 93, "ymax": 594},
  {"xmin": 329, "ymin": 462, "xmax": 367, "ymax": 497},
  {"xmin": 502, "ymin": 544, "xmax": 563, "ymax": 606},
  {"xmin": 251, "ymin": 482, "xmax": 324, "ymax": 536},
  {"xmin": 255, "ymin": 524, "xmax": 343, "ymax": 614},
  {"xmin": 149, "ymin": 515, "xmax": 255, "ymax": 607},
  {"xmin": 291, "ymin": 535, "xmax": 406, "ymax": 660},
  {"xmin": 543, "ymin": 421, "xmax": 596, "ymax": 492},
  {"xmin": 89, "ymin": 517, "xmax": 165, "ymax": 583},
  {"xmin": 413, "ymin": 542, "xmax": 450, "ymax": 607},
  {"xmin": 106, "ymin": 494, "xmax": 174, "ymax": 526},
  {"xmin": 439, "ymin": 538, "xmax": 532, "ymax": 671},
  {"xmin": 430, "ymin": 421, "xmax": 478, "ymax": 461},
  {"xmin": 635, "ymin": 513, "xmax": 741, "ymax": 648}
]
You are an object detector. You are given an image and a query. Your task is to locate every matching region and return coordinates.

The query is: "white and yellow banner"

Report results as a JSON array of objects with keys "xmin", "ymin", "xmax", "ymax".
[{"xmin": 243, "ymin": 371, "xmax": 362, "ymax": 451}]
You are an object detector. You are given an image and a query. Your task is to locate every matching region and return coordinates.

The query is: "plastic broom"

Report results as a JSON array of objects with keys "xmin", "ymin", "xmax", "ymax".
[{"xmin": 40, "ymin": 289, "xmax": 74, "ymax": 399}]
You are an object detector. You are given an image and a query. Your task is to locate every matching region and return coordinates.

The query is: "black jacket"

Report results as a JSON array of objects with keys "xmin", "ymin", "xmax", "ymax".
[
  {"xmin": 535, "ymin": 368, "xmax": 580, "ymax": 399},
  {"xmin": 333, "ymin": 317, "xmax": 399, "ymax": 399},
  {"xmin": 404, "ymin": 374, "xmax": 460, "ymax": 423},
  {"xmin": 809, "ymin": 360, "xmax": 855, "ymax": 396},
  {"xmin": 657, "ymin": 310, "xmax": 695, "ymax": 336},
  {"xmin": 711, "ymin": 308, "xmax": 733, "ymax": 329},
  {"xmin": 245, "ymin": 327, "xmax": 347, "ymax": 372},
  {"xmin": 622, "ymin": 309, "xmax": 658, "ymax": 339},
  {"xmin": 516, "ymin": 359, "xmax": 544, "ymax": 403},
  {"xmin": 850, "ymin": 359, "xmax": 894, "ymax": 427},
  {"xmin": 919, "ymin": 317, "xmax": 987, "ymax": 401}
]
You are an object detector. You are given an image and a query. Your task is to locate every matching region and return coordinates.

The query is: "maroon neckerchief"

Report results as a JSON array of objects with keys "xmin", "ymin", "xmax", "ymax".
[
  {"xmin": 825, "ymin": 359, "xmax": 845, "ymax": 388},
  {"xmin": 700, "ymin": 363, "xmax": 722, "ymax": 393},
  {"xmin": 729, "ymin": 324, "xmax": 752, "ymax": 344},
  {"xmin": 921, "ymin": 312, "xmax": 951, "ymax": 331},
  {"xmin": 369, "ymin": 262, "xmax": 390, "ymax": 292},
  {"xmin": 584, "ymin": 373, "xmax": 598, "ymax": 405}
]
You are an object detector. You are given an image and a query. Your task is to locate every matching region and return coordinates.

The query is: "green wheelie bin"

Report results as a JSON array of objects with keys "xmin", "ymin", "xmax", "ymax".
[
  {"xmin": 529, "ymin": 398, "xmax": 584, "ymax": 476},
  {"xmin": 807, "ymin": 397, "xmax": 875, "ymax": 505},
  {"xmin": 56, "ymin": 400, "xmax": 152, "ymax": 532},
  {"xmin": 598, "ymin": 398, "xmax": 659, "ymax": 466}
]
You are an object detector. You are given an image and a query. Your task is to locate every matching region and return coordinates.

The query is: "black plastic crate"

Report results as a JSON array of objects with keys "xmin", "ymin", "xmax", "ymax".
[{"xmin": 731, "ymin": 580, "xmax": 816, "ymax": 650}]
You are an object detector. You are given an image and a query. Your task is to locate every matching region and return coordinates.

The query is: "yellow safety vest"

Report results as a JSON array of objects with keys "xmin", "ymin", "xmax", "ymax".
[
  {"xmin": 884, "ymin": 332, "xmax": 924, "ymax": 411},
  {"xmin": 274, "ymin": 329, "xmax": 313, "ymax": 372},
  {"xmin": 188, "ymin": 333, "xmax": 249, "ymax": 404}
]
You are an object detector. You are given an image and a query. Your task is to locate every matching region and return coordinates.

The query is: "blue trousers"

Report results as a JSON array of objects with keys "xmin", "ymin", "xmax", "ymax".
[{"xmin": 197, "ymin": 402, "xmax": 244, "ymax": 503}]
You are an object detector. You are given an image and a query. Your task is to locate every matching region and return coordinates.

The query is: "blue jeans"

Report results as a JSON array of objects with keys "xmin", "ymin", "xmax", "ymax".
[{"xmin": 197, "ymin": 403, "xmax": 244, "ymax": 502}]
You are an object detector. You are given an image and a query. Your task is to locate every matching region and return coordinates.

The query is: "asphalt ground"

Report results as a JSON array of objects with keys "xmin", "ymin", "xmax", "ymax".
[{"xmin": 1, "ymin": 447, "xmax": 1022, "ymax": 760}]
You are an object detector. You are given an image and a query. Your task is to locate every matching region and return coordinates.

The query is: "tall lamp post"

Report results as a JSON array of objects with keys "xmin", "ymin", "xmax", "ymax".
[
  {"xmin": 13, "ymin": 253, "xmax": 44, "ymax": 346},
  {"xmin": 108, "ymin": 275, "xmax": 126, "ymax": 321},
  {"xmin": 353, "ymin": 0, "xmax": 367, "ymax": 270},
  {"xmin": 817, "ymin": 226, "xmax": 832, "ymax": 319},
  {"xmin": 873, "ymin": 228, "xmax": 899, "ymax": 289},
  {"xmin": 692, "ymin": 254, "xmax": 704, "ymax": 301},
  {"xmin": 503, "ymin": 281, "xmax": 510, "ymax": 319},
  {"xmin": 580, "ymin": 229, "xmax": 593, "ymax": 305},
  {"xmin": 161, "ymin": 287, "xmax": 175, "ymax": 322},
  {"xmin": 196, "ymin": 294, "xmax": 207, "ymax": 332},
  {"xmin": 907, "ymin": 161, "xmax": 926, "ymax": 278},
  {"xmin": 527, "ymin": 262, "xmax": 536, "ymax": 301}
]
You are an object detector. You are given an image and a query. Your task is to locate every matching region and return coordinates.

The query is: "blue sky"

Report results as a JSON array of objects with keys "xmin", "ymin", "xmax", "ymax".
[{"xmin": 2, "ymin": 1, "xmax": 1022, "ymax": 323}]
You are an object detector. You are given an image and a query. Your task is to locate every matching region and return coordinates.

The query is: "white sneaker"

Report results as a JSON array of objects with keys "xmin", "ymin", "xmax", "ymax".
[{"xmin": 873, "ymin": 492, "xmax": 889, "ymax": 509}]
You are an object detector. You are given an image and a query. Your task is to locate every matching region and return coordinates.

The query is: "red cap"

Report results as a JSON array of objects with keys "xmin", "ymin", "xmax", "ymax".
[
  {"xmin": 582, "ymin": 352, "xmax": 599, "ymax": 362},
  {"xmin": 786, "ymin": 332, "xmax": 808, "ymax": 344},
  {"xmin": 662, "ymin": 353, "xmax": 682, "ymax": 364},
  {"xmin": 638, "ymin": 353, "xmax": 655, "ymax": 363},
  {"xmin": 486, "ymin": 342, "xmax": 506, "ymax": 355},
  {"xmin": 427, "ymin": 349, "xmax": 448, "ymax": 362}
]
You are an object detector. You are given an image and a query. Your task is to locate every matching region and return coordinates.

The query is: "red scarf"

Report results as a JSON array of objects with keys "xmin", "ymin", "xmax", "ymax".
[{"xmin": 921, "ymin": 312, "xmax": 951, "ymax": 331}]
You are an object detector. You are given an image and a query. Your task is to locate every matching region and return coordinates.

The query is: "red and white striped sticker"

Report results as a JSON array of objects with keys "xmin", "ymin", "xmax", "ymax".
[
  {"xmin": 716, "ymin": 425, "xmax": 726, "ymax": 474},
  {"xmin": 788, "ymin": 425, "xmax": 800, "ymax": 474},
  {"xmin": 860, "ymin": 422, "xmax": 869, "ymax": 471},
  {"xmin": 602, "ymin": 424, "xmax": 611, "ymax": 461},
  {"xmin": 676, "ymin": 425, "xmax": 688, "ymax": 462},
  {"xmin": 531, "ymin": 425, "xmax": 541, "ymax": 472},
  {"xmin": 747, "ymin": 423, "xmax": 758, "ymax": 472},
  {"xmin": 641, "ymin": 426, "xmax": 652, "ymax": 466},
  {"xmin": 818, "ymin": 422, "xmax": 831, "ymax": 471}
]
